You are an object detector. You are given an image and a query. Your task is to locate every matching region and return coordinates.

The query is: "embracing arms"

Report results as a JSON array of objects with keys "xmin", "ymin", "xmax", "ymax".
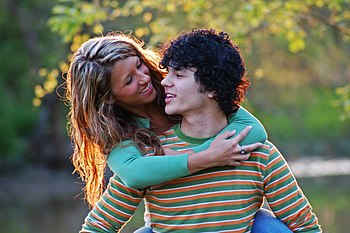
[{"xmin": 108, "ymin": 106, "xmax": 266, "ymax": 188}]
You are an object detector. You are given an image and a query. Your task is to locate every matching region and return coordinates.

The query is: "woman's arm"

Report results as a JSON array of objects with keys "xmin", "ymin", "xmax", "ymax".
[
  {"xmin": 108, "ymin": 106, "xmax": 266, "ymax": 189},
  {"xmin": 108, "ymin": 140, "xmax": 190, "ymax": 189}
]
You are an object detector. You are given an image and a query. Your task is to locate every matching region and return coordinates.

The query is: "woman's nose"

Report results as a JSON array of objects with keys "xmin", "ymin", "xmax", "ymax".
[
  {"xmin": 138, "ymin": 72, "xmax": 151, "ymax": 84},
  {"xmin": 138, "ymin": 63, "xmax": 150, "ymax": 84}
]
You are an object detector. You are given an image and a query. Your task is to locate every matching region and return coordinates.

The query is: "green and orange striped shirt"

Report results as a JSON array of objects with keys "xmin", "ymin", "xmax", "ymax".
[{"xmin": 81, "ymin": 125, "xmax": 321, "ymax": 232}]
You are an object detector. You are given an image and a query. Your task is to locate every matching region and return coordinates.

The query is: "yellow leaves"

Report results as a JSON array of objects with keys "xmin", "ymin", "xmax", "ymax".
[
  {"xmin": 38, "ymin": 68, "xmax": 48, "ymax": 78},
  {"xmin": 166, "ymin": 3, "xmax": 176, "ymax": 13},
  {"xmin": 254, "ymin": 68, "xmax": 265, "ymax": 80},
  {"xmin": 286, "ymin": 29, "xmax": 306, "ymax": 53},
  {"xmin": 143, "ymin": 12, "xmax": 153, "ymax": 23},
  {"xmin": 71, "ymin": 34, "xmax": 90, "ymax": 52},
  {"xmin": 34, "ymin": 85, "xmax": 45, "ymax": 99},
  {"xmin": 59, "ymin": 61, "xmax": 69, "ymax": 73},
  {"xmin": 135, "ymin": 27, "xmax": 150, "ymax": 37},
  {"xmin": 130, "ymin": 4, "xmax": 144, "ymax": 16},
  {"xmin": 269, "ymin": 23, "xmax": 281, "ymax": 34},
  {"xmin": 315, "ymin": 0, "xmax": 325, "ymax": 8},
  {"xmin": 93, "ymin": 24, "xmax": 104, "ymax": 35},
  {"xmin": 32, "ymin": 98, "xmax": 42, "ymax": 107},
  {"xmin": 288, "ymin": 38, "xmax": 306, "ymax": 53},
  {"xmin": 34, "ymin": 68, "xmax": 60, "ymax": 107}
]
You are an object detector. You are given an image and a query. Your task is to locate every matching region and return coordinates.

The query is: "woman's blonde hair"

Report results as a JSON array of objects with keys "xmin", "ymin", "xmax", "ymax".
[{"xmin": 65, "ymin": 33, "xmax": 169, "ymax": 207}]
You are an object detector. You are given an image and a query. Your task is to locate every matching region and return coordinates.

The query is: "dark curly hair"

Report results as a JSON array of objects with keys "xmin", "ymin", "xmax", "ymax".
[{"xmin": 160, "ymin": 28, "xmax": 251, "ymax": 115}]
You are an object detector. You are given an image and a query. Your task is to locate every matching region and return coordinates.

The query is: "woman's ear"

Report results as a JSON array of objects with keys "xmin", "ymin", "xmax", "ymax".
[{"xmin": 105, "ymin": 95, "xmax": 115, "ymax": 105}]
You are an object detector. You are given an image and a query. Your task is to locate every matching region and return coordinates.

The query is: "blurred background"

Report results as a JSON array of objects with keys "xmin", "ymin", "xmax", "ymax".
[{"xmin": 0, "ymin": 0, "xmax": 349, "ymax": 232}]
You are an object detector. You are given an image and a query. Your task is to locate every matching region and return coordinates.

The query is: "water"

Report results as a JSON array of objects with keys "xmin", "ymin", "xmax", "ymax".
[{"xmin": 1, "ymin": 160, "xmax": 349, "ymax": 233}]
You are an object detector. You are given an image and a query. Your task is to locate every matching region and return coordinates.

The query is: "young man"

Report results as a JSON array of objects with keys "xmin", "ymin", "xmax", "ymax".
[{"xmin": 81, "ymin": 29, "xmax": 321, "ymax": 232}]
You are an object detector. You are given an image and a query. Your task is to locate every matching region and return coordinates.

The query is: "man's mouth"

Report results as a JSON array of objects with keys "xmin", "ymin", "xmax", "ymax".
[
  {"xmin": 140, "ymin": 83, "xmax": 151, "ymax": 94},
  {"xmin": 166, "ymin": 94, "xmax": 176, "ymax": 99}
]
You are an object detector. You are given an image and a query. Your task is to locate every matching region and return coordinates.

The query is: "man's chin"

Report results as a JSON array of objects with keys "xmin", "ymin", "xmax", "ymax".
[{"xmin": 165, "ymin": 106, "xmax": 176, "ymax": 115}]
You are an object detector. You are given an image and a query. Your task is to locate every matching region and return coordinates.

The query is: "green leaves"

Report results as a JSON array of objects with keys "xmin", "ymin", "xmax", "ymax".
[
  {"xmin": 43, "ymin": 0, "xmax": 350, "ymax": 122},
  {"xmin": 48, "ymin": 0, "xmax": 107, "ymax": 43},
  {"xmin": 335, "ymin": 84, "xmax": 350, "ymax": 121}
]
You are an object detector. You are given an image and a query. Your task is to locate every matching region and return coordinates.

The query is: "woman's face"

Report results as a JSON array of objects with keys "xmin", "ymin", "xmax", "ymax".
[{"xmin": 110, "ymin": 56, "xmax": 157, "ymax": 113}]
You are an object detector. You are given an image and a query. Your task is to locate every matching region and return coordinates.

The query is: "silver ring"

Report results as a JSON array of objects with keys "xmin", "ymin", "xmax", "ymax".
[{"xmin": 240, "ymin": 146, "xmax": 246, "ymax": 154}]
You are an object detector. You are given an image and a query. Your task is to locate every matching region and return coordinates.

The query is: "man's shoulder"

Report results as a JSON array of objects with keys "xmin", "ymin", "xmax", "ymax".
[
  {"xmin": 249, "ymin": 140, "xmax": 280, "ymax": 163},
  {"xmin": 254, "ymin": 140, "xmax": 279, "ymax": 152}
]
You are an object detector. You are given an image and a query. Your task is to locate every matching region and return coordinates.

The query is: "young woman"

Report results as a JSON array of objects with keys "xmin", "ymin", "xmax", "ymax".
[{"xmin": 65, "ymin": 32, "xmax": 267, "ymax": 208}]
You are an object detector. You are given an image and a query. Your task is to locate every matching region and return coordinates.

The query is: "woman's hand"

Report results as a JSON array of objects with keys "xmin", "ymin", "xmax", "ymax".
[
  {"xmin": 187, "ymin": 126, "xmax": 262, "ymax": 173},
  {"xmin": 207, "ymin": 126, "xmax": 262, "ymax": 167}
]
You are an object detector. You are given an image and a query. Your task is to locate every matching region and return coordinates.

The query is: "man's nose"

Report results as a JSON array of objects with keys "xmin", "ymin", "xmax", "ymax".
[{"xmin": 161, "ymin": 74, "xmax": 171, "ymax": 87}]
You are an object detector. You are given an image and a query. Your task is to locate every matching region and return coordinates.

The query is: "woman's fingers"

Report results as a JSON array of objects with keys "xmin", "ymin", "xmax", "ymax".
[
  {"xmin": 229, "ymin": 126, "xmax": 252, "ymax": 144},
  {"xmin": 217, "ymin": 130, "xmax": 236, "ymax": 140},
  {"xmin": 231, "ymin": 153, "xmax": 251, "ymax": 161},
  {"xmin": 228, "ymin": 142, "xmax": 263, "ymax": 166},
  {"xmin": 230, "ymin": 161, "xmax": 241, "ymax": 166},
  {"xmin": 237, "ymin": 142, "xmax": 262, "ymax": 154}
]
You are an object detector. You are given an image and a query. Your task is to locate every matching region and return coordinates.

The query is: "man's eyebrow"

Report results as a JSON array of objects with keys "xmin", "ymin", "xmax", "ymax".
[{"xmin": 169, "ymin": 66, "xmax": 185, "ymax": 71}]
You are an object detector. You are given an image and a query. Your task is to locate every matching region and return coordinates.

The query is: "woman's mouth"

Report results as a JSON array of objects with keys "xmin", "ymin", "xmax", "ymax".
[{"xmin": 140, "ymin": 83, "xmax": 152, "ymax": 94}]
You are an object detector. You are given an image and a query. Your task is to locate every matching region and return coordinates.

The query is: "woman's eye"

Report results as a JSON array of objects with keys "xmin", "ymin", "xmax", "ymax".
[
  {"xmin": 137, "ymin": 59, "xmax": 143, "ymax": 68},
  {"xmin": 125, "ymin": 77, "xmax": 132, "ymax": 85}
]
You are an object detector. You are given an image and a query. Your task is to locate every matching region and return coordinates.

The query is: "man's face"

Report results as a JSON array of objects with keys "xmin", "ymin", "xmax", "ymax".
[{"xmin": 161, "ymin": 67, "xmax": 212, "ymax": 116}]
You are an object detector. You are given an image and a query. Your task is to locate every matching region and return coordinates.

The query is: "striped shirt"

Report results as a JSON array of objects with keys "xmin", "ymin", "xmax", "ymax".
[{"xmin": 81, "ymin": 125, "xmax": 321, "ymax": 232}]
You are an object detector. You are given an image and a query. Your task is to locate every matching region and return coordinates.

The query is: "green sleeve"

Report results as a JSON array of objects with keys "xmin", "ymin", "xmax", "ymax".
[
  {"xmin": 192, "ymin": 106, "xmax": 267, "ymax": 152},
  {"xmin": 107, "ymin": 140, "xmax": 190, "ymax": 189}
]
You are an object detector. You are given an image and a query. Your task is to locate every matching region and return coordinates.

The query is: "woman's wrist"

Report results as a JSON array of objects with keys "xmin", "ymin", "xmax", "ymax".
[{"xmin": 187, "ymin": 149, "xmax": 216, "ymax": 174}]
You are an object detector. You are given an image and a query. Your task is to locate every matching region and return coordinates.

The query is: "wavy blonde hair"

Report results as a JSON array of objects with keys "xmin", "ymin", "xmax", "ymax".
[{"xmin": 65, "ymin": 33, "xmax": 170, "ymax": 207}]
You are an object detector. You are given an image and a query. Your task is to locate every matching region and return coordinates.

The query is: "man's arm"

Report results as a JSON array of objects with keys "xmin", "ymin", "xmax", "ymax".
[
  {"xmin": 263, "ymin": 141, "xmax": 322, "ymax": 232},
  {"xmin": 80, "ymin": 175, "xmax": 144, "ymax": 232}
]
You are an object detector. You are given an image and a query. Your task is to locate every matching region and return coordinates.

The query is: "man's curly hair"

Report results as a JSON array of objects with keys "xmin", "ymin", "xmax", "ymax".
[{"xmin": 160, "ymin": 28, "xmax": 251, "ymax": 115}]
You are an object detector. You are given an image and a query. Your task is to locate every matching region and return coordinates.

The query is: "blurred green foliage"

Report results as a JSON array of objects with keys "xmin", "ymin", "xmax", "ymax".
[
  {"xmin": 0, "ymin": 0, "xmax": 349, "ymax": 163},
  {"xmin": 0, "ymin": 0, "xmax": 65, "ymax": 162}
]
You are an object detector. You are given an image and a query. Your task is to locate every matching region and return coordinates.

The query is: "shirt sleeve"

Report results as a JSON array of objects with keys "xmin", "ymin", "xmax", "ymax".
[
  {"xmin": 107, "ymin": 140, "xmax": 190, "ymax": 189},
  {"xmin": 263, "ymin": 141, "xmax": 322, "ymax": 232},
  {"xmin": 80, "ymin": 175, "xmax": 144, "ymax": 232},
  {"xmin": 192, "ymin": 106, "xmax": 268, "ymax": 152}
]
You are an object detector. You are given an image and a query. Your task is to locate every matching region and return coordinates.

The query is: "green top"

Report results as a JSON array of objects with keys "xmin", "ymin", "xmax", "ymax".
[{"xmin": 107, "ymin": 106, "xmax": 267, "ymax": 188}]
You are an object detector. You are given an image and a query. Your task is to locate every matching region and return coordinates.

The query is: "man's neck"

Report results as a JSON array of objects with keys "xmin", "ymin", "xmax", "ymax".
[{"xmin": 180, "ymin": 109, "xmax": 227, "ymax": 138}]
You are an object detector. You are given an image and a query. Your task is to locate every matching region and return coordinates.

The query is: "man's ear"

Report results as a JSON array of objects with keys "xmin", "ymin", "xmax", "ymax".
[{"xmin": 207, "ymin": 91, "xmax": 215, "ymax": 99}]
